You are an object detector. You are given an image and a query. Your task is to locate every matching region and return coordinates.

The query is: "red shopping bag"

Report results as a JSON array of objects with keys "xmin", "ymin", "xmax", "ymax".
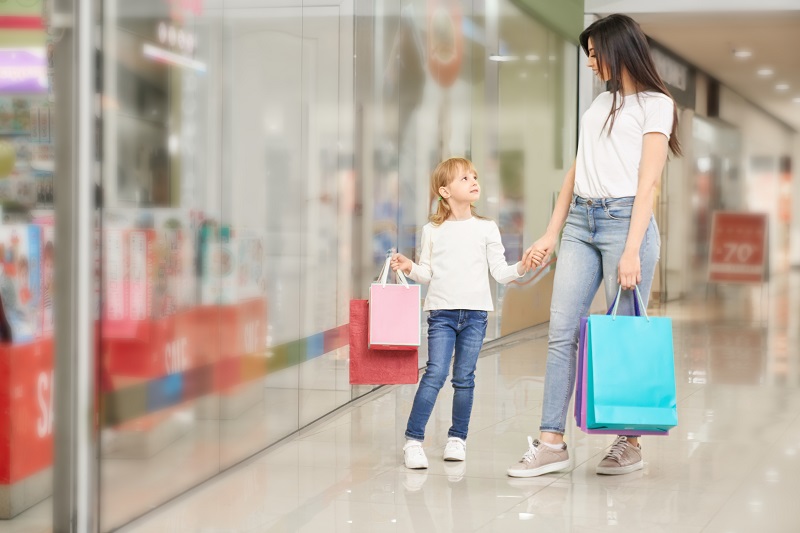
[{"xmin": 349, "ymin": 300, "xmax": 418, "ymax": 385}]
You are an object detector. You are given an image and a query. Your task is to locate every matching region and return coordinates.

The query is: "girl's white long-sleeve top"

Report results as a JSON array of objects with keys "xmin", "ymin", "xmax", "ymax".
[{"xmin": 407, "ymin": 217, "xmax": 523, "ymax": 311}]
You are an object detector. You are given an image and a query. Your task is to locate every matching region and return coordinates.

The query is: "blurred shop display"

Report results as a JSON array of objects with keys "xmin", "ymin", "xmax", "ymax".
[
  {"xmin": 0, "ymin": 0, "xmax": 57, "ymax": 518},
  {"xmin": 0, "ymin": 207, "xmax": 271, "ymax": 517},
  {"xmin": 0, "ymin": 97, "xmax": 54, "ymax": 211},
  {"xmin": 0, "ymin": 222, "xmax": 54, "ymax": 518},
  {"xmin": 99, "ymin": 209, "xmax": 268, "ymax": 380}
]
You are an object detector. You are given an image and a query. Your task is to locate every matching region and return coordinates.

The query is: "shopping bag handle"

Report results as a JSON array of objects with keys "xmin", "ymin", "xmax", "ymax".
[
  {"xmin": 606, "ymin": 287, "xmax": 641, "ymax": 317},
  {"xmin": 377, "ymin": 250, "xmax": 411, "ymax": 289},
  {"xmin": 610, "ymin": 285, "xmax": 649, "ymax": 322}
]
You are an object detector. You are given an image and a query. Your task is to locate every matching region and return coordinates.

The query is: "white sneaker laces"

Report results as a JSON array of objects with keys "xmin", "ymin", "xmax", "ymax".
[
  {"xmin": 605, "ymin": 436, "xmax": 630, "ymax": 461},
  {"xmin": 522, "ymin": 436, "xmax": 538, "ymax": 464}
]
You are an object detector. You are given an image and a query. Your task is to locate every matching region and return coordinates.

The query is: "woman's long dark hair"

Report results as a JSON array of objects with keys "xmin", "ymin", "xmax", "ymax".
[{"xmin": 580, "ymin": 14, "xmax": 682, "ymax": 157}]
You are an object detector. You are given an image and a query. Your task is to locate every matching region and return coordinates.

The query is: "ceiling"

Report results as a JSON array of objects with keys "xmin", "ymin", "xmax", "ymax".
[{"xmin": 617, "ymin": 11, "xmax": 800, "ymax": 132}]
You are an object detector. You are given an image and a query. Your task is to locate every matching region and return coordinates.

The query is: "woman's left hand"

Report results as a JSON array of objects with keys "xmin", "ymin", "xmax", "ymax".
[{"xmin": 617, "ymin": 250, "xmax": 641, "ymax": 290}]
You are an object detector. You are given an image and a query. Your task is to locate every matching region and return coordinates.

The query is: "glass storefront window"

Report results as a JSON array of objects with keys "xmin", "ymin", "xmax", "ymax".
[{"xmin": 0, "ymin": 0, "xmax": 577, "ymax": 529}]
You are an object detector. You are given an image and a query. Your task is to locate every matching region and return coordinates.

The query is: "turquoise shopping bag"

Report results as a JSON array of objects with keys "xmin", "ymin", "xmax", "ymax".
[{"xmin": 586, "ymin": 286, "xmax": 677, "ymax": 432}]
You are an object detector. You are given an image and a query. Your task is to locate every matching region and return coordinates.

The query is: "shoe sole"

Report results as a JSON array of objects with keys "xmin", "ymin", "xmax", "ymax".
[
  {"xmin": 507, "ymin": 459, "xmax": 571, "ymax": 478},
  {"xmin": 443, "ymin": 453, "xmax": 465, "ymax": 462},
  {"xmin": 596, "ymin": 460, "xmax": 643, "ymax": 475}
]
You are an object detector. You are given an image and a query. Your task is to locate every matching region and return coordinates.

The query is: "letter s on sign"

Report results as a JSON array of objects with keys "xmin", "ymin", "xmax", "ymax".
[{"xmin": 37, "ymin": 371, "xmax": 54, "ymax": 438}]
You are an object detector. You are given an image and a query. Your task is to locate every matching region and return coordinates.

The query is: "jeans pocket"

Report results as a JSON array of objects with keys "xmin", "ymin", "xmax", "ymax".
[{"xmin": 604, "ymin": 206, "xmax": 632, "ymax": 221}]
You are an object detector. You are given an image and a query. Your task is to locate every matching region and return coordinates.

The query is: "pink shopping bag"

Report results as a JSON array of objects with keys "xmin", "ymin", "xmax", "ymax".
[{"xmin": 369, "ymin": 256, "xmax": 421, "ymax": 349}]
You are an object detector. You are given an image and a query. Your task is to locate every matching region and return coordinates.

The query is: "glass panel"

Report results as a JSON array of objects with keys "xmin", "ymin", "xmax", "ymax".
[
  {"xmin": 353, "ymin": 0, "xmax": 576, "ymax": 352},
  {"xmin": 493, "ymin": 0, "xmax": 576, "ymax": 335},
  {"xmin": 353, "ymin": 0, "xmax": 482, "ymax": 382},
  {"xmin": 87, "ymin": 0, "xmax": 577, "ymax": 528},
  {"xmin": 218, "ymin": 3, "xmax": 305, "ymax": 467},
  {"xmin": 297, "ymin": 3, "xmax": 355, "ymax": 426},
  {"xmin": 98, "ymin": 1, "xmax": 223, "ymax": 529}
]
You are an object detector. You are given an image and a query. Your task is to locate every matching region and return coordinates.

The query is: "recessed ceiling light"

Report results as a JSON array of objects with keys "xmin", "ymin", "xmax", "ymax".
[
  {"xmin": 775, "ymin": 83, "xmax": 790, "ymax": 91},
  {"xmin": 489, "ymin": 55, "xmax": 518, "ymax": 62},
  {"xmin": 525, "ymin": 54, "xmax": 540, "ymax": 62},
  {"xmin": 733, "ymin": 49, "xmax": 752, "ymax": 59},
  {"xmin": 757, "ymin": 68, "xmax": 774, "ymax": 77}
]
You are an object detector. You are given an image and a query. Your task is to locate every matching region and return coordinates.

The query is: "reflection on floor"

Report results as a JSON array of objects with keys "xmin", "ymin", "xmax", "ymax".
[{"xmin": 4, "ymin": 274, "xmax": 800, "ymax": 532}]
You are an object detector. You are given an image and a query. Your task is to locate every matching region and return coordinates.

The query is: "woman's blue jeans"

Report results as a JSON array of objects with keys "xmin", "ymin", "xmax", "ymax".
[
  {"xmin": 540, "ymin": 196, "xmax": 661, "ymax": 434},
  {"xmin": 405, "ymin": 309, "xmax": 488, "ymax": 442}
]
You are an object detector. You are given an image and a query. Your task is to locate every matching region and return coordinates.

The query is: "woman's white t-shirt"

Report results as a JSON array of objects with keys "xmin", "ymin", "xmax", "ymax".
[
  {"xmin": 574, "ymin": 91, "xmax": 674, "ymax": 199},
  {"xmin": 407, "ymin": 217, "xmax": 522, "ymax": 311}
]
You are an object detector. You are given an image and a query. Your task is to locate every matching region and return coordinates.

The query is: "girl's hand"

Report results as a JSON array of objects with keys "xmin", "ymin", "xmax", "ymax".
[
  {"xmin": 617, "ymin": 250, "xmax": 641, "ymax": 290},
  {"xmin": 524, "ymin": 233, "xmax": 557, "ymax": 269},
  {"xmin": 517, "ymin": 253, "xmax": 530, "ymax": 276},
  {"xmin": 391, "ymin": 253, "xmax": 413, "ymax": 275}
]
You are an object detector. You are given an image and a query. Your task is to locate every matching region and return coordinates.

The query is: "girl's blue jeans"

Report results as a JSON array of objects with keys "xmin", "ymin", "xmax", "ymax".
[{"xmin": 405, "ymin": 309, "xmax": 488, "ymax": 441}]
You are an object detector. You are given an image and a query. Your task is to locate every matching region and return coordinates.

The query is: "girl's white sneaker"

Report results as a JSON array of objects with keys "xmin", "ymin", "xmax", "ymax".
[
  {"xmin": 404, "ymin": 440, "xmax": 429, "ymax": 469},
  {"xmin": 443, "ymin": 437, "xmax": 467, "ymax": 461}
]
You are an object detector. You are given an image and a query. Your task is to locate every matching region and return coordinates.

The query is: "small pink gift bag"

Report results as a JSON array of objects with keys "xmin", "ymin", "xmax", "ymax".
[{"xmin": 369, "ymin": 256, "xmax": 421, "ymax": 350}]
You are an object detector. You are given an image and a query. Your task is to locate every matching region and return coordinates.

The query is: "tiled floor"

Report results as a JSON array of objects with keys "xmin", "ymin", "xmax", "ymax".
[
  {"xmin": 3, "ymin": 275, "xmax": 798, "ymax": 532},
  {"xmin": 115, "ymin": 274, "xmax": 800, "ymax": 532}
]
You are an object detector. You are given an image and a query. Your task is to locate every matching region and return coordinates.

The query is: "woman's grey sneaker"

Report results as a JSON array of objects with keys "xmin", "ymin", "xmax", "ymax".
[
  {"xmin": 404, "ymin": 440, "xmax": 429, "ymax": 469},
  {"xmin": 443, "ymin": 437, "xmax": 467, "ymax": 461},
  {"xmin": 596, "ymin": 436, "xmax": 643, "ymax": 475},
  {"xmin": 507, "ymin": 436, "xmax": 571, "ymax": 478}
]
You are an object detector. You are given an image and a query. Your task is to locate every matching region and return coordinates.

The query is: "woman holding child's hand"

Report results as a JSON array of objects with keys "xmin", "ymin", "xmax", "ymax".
[{"xmin": 509, "ymin": 14, "xmax": 680, "ymax": 480}]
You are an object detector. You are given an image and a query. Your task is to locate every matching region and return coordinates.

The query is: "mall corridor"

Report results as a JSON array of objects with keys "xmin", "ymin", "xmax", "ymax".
[
  {"xmin": 0, "ymin": 0, "xmax": 798, "ymax": 531},
  {"xmin": 107, "ymin": 275, "xmax": 800, "ymax": 533}
]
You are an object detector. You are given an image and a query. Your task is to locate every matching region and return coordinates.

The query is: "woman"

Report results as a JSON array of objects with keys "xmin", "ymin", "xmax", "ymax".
[{"xmin": 507, "ymin": 14, "xmax": 681, "ymax": 478}]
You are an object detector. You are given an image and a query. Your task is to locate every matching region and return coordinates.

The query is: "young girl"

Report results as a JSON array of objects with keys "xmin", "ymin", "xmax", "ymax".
[
  {"xmin": 509, "ymin": 14, "xmax": 680, "ymax": 478},
  {"xmin": 391, "ymin": 157, "xmax": 529, "ymax": 469}
]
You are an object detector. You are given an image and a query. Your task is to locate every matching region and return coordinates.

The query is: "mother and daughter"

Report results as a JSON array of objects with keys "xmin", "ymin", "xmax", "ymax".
[{"xmin": 389, "ymin": 14, "xmax": 680, "ymax": 476}]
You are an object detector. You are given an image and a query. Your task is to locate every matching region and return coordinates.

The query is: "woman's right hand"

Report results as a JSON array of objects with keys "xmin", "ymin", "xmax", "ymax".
[
  {"xmin": 524, "ymin": 233, "xmax": 557, "ymax": 269},
  {"xmin": 391, "ymin": 253, "xmax": 413, "ymax": 275}
]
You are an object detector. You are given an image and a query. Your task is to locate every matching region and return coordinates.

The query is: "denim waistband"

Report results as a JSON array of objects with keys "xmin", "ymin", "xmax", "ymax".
[{"xmin": 572, "ymin": 195, "xmax": 635, "ymax": 208}]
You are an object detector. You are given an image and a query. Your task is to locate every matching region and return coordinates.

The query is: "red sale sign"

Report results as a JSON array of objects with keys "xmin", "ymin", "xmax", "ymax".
[
  {"xmin": 0, "ymin": 339, "xmax": 54, "ymax": 485},
  {"xmin": 708, "ymin": 212, "xmax": 768, "ymax": 284}
]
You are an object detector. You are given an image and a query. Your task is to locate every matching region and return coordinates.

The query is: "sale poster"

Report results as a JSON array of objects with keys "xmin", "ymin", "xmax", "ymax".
[{"xmin": 708, "ymin": 212, "xmax": 768, "ymax": 284}]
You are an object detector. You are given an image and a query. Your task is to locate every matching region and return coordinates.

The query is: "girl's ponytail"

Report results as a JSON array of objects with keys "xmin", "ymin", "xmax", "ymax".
[{"xmin": 430, "ymin": 195, "xmax": 452, "ymax": 226}]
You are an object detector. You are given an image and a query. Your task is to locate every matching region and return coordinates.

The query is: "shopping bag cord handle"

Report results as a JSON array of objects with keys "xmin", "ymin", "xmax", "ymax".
[{"xmin": 611, "ymin": 285, "xmax": 649, "ymax": 321}]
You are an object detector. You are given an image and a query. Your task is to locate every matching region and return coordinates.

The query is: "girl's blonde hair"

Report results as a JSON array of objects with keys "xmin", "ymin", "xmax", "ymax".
[{"xmin": 429, "ymin": 157, "xmax": 486, "ymax": 226}]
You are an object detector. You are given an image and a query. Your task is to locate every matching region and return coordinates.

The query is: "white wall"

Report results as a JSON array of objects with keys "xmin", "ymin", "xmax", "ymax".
[
  {"xmin": 718, "ymin": 88, "xmax": 794, "ymax": 156},
  {"xmin": 664, "ymin": 108, "xmax": 695, "ymax": 299}
]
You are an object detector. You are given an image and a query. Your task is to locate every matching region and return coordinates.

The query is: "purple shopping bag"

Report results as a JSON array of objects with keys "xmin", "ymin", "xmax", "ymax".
[{"xmin": 574, "ymin": 317, "xmax": 588, "ymax": 425}]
